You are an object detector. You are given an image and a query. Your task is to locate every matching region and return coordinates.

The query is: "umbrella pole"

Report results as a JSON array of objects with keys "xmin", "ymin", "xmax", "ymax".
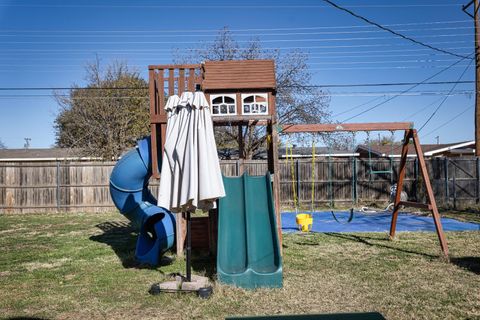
[{"xmin": 186, "ymin": 211, "xmax": 192, "ymax": 282}]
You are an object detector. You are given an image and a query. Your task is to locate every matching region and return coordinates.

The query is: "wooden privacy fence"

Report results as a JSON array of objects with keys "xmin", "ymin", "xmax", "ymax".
[{"xmin": 0, "ymin": 157, "xmax": 479, "ymax": 213}]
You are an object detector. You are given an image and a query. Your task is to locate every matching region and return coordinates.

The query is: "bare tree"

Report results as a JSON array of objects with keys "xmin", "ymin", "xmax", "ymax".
[
  {"xmin": 54, "ymin": 59, "xmax": 150, "ymax": 159},
  {"xmin": 174, "ymin": 28, "xmax": 332, "ymax": 158},
  {"xmin": 0, "ymin": 139, "xmax": 6, "ymax": 149}
]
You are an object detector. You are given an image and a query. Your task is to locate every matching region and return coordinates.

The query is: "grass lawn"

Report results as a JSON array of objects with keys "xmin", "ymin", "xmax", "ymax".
[{"xmin": 0, "ymin": 212, "xmax": 479, "ymax": 320}]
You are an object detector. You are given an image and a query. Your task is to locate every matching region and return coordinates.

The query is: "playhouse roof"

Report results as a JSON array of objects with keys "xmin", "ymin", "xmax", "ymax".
[{"xmin": 202, "ymin": 59, "xmax": 276, "ymax": 91}]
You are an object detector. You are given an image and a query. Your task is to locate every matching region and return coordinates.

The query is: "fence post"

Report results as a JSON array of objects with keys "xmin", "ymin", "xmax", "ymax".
[
  {"xmin": 413, "ymin": 158, "xmax": 418, "ymax": 202},
  {"xmin": 56, "ymin": 161, "xmax": 60, "ymax": 212},
  {"xmin": 295, "ymin": 159, "xmax": 300, "ymax": 207},
  {"xmin": 477, "ymin": 157, "xmax": 480, "ymax": 204},
  {"xmin": 352, "ymin": 156, "xmax": 357, "ymax": 204},
  {"xmin": 444, "ymin": 158, "xmax": 449, "ymax": 206},
  {"xmin": 453, "ymin": 162, "xmax": 457, "ymax": 210}
]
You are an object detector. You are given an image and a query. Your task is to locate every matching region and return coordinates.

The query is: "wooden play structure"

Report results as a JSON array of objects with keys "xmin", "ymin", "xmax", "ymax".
[{"xmin": 148, "ymin": 59, "xmax": 448, "ymax": 258}]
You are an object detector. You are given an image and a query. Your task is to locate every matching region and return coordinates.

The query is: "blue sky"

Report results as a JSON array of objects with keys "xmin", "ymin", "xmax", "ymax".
[{"xmin": 0, "ymin": 0, "xmax": 475, "ymax": 148}]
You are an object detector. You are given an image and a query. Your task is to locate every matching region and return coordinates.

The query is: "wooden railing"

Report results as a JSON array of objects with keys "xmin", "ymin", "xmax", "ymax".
[{"xmin": 148, "ymin": 64, "xmax": 203, "ymax": 178}]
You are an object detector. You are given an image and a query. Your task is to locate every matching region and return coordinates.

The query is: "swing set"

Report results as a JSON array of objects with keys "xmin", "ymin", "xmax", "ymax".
[{"xmin": 280, "ymin": 121, "xmax": 449, "ymax": 257}]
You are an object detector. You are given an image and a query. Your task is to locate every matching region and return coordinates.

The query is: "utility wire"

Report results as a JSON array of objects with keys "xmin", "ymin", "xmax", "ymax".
[
  {"xmin": 0, "ymin": 20, "xmax": 471, "ymax": 34},
  {"xmin": 0, "ymin": 80, "xmax": 475, "ymax": 91},
  {"xmin": 401, "ymin": 97, "xmax": 446, "ymax": 121},
  {"xmin": 417, "ymin": 59, "xmax": 474, "ymax": 132},
  {"xmin": 0, "ymin": 4, "xmax": 463, "ymax": 9},
  {"xmin": 0, "ymin": 26, "xmax": 472, "ymax": 38},
  {"xmin": 0, "ymin": 41, "xmax": 470, "ymax": 52},
  {"xmin": 341, "ymin": 53, "xmax": 474, "ymax": 122},
  {"xmin": 2, "ymin": 33, "xmax": 473, "ymax": 45},
  {"xmin": 331, "ymin": 95, "xmax": 386, "ymax": 118},
  {"xmin": 422, "ymin": 105, "xmax": 474, "ymax": 138},
  {"xmin": 322, "ymin": 0, "xmax": 472, "ymax": 60}
]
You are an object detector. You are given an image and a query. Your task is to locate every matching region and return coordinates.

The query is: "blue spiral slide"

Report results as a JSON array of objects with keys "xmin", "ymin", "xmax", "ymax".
[{"xmin": 109, "ymin": 137, "xmax": 175, "ymax": 265}]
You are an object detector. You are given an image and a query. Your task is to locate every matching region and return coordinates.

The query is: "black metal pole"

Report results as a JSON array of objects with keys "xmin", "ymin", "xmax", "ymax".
[{"xmin": 186, "ymin": 211, "xmax": 192, "ymax": 282}]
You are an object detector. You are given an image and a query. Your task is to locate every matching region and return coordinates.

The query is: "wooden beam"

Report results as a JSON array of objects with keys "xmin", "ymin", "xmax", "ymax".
[
  {"xmin": 398, "ymin": 201, "xmax": 432, "ymax": 210},
  {"xmin": 151, "ymin": 114, "xmax": 168, "ymax": 124},
  {"xmin": 412, "ymin": 129, "xmax": 449, "ymax": 257},
  {"xmin": 280, "ymin": 122, "xmax": 414, "ymax": 133},
  {"xmin": 149, "ymin": 63, "xmax": 201, "ymax": 70},
  {"xmin": 390, "ymin": 129, "xmax": 412, "ymax": 239},
  {"xmin": 212, "ymin": 115, "xmax": 272, "ymax": 124}
]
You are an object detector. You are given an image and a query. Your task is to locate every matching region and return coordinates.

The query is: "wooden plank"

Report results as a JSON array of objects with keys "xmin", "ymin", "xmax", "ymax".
[
  {"xmin": 148, "ymin": 70, "xmax": 156, "ymax": 117},
  {"xmin": 176, "ymin": 212, "xmax": 187, "ymax": 256},
  {"xmin": 281, "ymin": 122, "xmax": 414, "ymax": 133},
  {"xmin": 178, "ymin": 69, "xmax": 185, "ymax": 95},
  {"xmin": 212, "ymin": 115, "xmax": 272, "ymax": 123},
  {"xmin": 149, "ymin": 70, "xmax": 160, "ymax": 179},
  {"xmin": 412, "ymin": 129, "xmax": 449, "ymax": 257},
  {"xmin": 398, "ymin": 201, "xmax": 432, "ymax": 210},
  {"xmin": 151, "ymin": 114, "xmax": 168, "ymax": 124},
  {"xmin": 187, "ymin": 68, "xmax": 195, "ymax": 92},
  {"xmin": 158, "ymin": 69, "xmax": 164, "ymax": 114},
  {"xmin": 168, "ymin": 69, "xmax": 174, "ymax": 96},
  {"xmin": 390, "ymin": 130, "xmax": 411, "ymax": 239},
  {"xmin": 149, "ymin": 64, "xmax": 201, "ymax": 70}
]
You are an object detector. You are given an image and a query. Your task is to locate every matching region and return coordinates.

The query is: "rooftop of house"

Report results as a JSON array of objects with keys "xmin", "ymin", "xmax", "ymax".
[{"xmin": 0, "ymin": 148, "xmax": 97, "ymax": 161}]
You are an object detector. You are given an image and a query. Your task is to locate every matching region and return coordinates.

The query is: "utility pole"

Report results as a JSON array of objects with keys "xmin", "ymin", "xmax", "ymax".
[{"xmin": 463, "ymin": 0, "xmax": 480, "ymax": 156}]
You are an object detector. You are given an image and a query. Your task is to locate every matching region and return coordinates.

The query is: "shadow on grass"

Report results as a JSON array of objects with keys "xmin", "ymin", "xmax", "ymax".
[
  {"xmin": 320, "ymin": 232, "xmax": 440, "ymax": 259},
  {"xmin": 89, "ymin": 221, "xmax": 166, "ymax": 269},
  {"xmin": 191, "ymin": 253, "xmax": 216, "ymax": 279},
  {"xmin": 89, "ymin": 221, "xmax": 212, "ymax": 274},
  {"xmin": 451, "ymin": 256, "xmax": 480, "ymax": 275}
]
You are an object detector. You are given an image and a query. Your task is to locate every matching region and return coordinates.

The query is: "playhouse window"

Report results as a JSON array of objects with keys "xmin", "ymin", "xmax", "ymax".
[
  {"xmin": 241, "ymin": 94, "xmax": 268, "ymax": 115},
  {"xmin": 210, "ymin": 94, "xmax": 236, "ymax": 116}
]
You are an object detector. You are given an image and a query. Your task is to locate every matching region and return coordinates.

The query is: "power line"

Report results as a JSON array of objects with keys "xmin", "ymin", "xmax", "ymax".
[
  {"xmin": 401, "ymin": 97, "xmax": 446, "ymax": 121},
  {"xmin": 0, "ymin": 20, "xmax": 471, "ymax": 34},
  {"xmin": 331, "ymin": 95, "xmax": 386, "ymax": 118},
  {"xmin": 322, "ymin": 0, "xmax": 472, "ymax": 60},
  {"xmin": 0, "ymin": 4, "xmax": 463, "ymax": 9},
  {"xmin": 0, "ymin": 80, "xmax": 475, "ymax": 91},
  {"xmin": 0, "ymin": 59, "xmax": 472, "ymax": 68},
  {"xmin": 418, "ymin": 59, "xmax": 475, "ymax": 132},
  {"xmin": 0, "ymin": 41, "xmax": 471, "ymax": 53},
  {"xmin": 422, "ymin": 105, "xmax": 474, "ymax": 138},
  {"xmin": 0, "ymin": 26, "xmax": 472, "ymax": 38},
  {"xmin": 2, "ymin": 34, "xmax": 473, "ymax": 45},
  {"xmin": 0, "ymin": 91, "xmax": 473, "ymax": 99},
  {"xmin": 340, "ymin": 54, "xmax": 475, "ymax": 122}
]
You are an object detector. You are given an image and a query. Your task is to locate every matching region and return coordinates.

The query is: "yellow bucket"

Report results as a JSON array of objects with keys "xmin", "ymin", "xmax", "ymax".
[{"xmin": 296, "ymin": 213, "xmax": 313, "ymax": 232}]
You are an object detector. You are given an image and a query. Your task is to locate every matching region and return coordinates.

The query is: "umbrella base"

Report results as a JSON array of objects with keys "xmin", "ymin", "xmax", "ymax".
[{"xmin": 149, "ymin": 274, "xmax": 212, "ymax": 298}]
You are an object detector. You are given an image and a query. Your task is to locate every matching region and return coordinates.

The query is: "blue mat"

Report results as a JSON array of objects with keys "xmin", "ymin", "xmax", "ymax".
[{"xmin": 282, "ymin": 211, "xmax": 480, "ymax": 233}]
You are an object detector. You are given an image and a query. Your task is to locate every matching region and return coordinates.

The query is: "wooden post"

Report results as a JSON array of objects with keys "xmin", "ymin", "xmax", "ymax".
[
  {"xmin": 390, "ymin": 129, "xmax": 411, "ymax": 239},
  {"xmin": 179, "ymin": 68, "xmax": 185, "ymax": 95},
  {"xmin": 267, "ymin": 119, "xmax": 282, "ymax": 252},
  {"xmin": 411, "ymin": 129, "xmax": 449, "ymax": 257},
  {"xmin": 444, "ymin": 157, "xmax": 449, "ymax": 205},
  {"xmin": 476, "ymin": 157, "xmax": 480, "ymax": 204},
  {"xmin": 453, "ymin": 163, "xmax": 457, "ymax": 210}
]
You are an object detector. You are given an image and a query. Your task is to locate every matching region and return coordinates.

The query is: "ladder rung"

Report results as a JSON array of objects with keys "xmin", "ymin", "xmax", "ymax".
[
  {"xmin": 369, "ymin": 170, "xmax": 392, "ymax": 174},
  {"xmin": 398, "ymin": 201, "xmax": 432, "ymax": 210}
]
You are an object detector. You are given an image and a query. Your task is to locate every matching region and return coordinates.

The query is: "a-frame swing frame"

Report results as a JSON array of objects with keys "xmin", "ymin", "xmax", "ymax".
[{"xmin": 280, "ymin": 121, "xmax": 449, "ymax": 258}]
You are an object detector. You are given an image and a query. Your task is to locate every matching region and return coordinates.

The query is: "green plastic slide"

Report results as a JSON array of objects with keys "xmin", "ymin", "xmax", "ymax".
[{"xmin": 217, "ymin": 173, "xmax": 283, "ymax": 289}]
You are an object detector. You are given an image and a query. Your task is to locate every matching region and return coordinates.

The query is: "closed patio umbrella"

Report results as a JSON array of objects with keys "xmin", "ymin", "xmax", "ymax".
[
  {"xmin": 158, "ymin": 91, "xmax": 225, "ymax": 212},
  {"xmin": 157, "ymin": 90, "xmax": 225, "ymax": 284}
]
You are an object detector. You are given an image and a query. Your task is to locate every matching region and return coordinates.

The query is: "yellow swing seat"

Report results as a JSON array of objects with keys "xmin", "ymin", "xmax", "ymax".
[{"xmin": 296, "ymin": 213, "xmax": 313, "ymax": 232}]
